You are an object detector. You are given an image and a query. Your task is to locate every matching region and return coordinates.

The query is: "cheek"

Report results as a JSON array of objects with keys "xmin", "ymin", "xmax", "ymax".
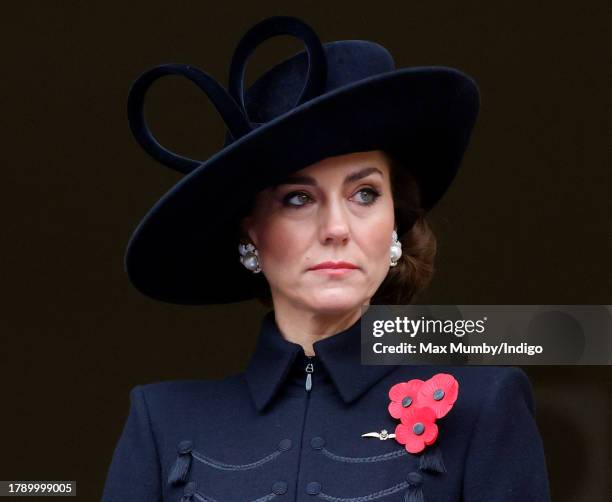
[
  {"xmin": 362, "ymin": 220, "xmax": 393, "ymax": 257},
  {"xmin": 365, "ymin": 199, "xmax": 395, "ymax": 252},
  {"xmin": 357, "ymin": 229, "xmax": 394, "ymax": 277},
  {"xmin": 256, "ymin": 220, "xmax": 308, "ymax": 267},
  {"xmin": 370, "ymin": 234, "xmax": 392, "ymax": 261}
]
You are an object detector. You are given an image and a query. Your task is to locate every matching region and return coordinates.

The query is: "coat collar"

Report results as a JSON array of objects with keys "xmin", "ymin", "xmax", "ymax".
[{"xmin": 245, "ymin": 310, "xmax": 398, "ymax": 412}]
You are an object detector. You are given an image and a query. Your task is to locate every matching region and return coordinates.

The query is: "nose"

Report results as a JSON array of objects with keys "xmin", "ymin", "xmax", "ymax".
[{"xmin": 318, "ymin": 196, "xmax": 350, "ymax": 245}]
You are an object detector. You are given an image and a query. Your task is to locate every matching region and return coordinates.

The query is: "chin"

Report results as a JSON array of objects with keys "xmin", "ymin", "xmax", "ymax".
[{"xmin": 307, "ymin": 289, "xmax": 367, "ymax": 314}]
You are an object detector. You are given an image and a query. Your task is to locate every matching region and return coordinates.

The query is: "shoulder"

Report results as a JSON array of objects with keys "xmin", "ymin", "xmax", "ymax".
[
  {"xmin": 455, "ymin": 365, "xmax": 535, "ymax": 411},
  {"xmin": 444, "ymin": 365, "xmax": 535, "ymax": 415},
  {"xmin": 438, "ymin": 366, "xmax": 538, "ymax": 436},
  {"xmin": 132, "ymin": 372, "xmax": 249, "ymax": 416},
  {"xmin": 446, "ymin": 365, "xmax": 533, "ymax": 393}
]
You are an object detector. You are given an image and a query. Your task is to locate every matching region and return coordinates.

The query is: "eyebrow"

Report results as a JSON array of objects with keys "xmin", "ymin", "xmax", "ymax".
[{"xmin": 272, "ymin": 166, "xmax": 384, "ymax": 189}]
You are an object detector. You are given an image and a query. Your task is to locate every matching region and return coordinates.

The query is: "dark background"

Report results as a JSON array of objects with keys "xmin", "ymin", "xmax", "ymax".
[{"xmin": 2, "ymin": 1, "xmax": 611, "ymax": 500}]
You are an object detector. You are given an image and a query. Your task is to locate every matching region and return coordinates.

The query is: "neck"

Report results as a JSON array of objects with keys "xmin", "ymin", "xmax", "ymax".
[{"xmin": 271, "ymin": 299, "xmax": 367, "ymax": 356}]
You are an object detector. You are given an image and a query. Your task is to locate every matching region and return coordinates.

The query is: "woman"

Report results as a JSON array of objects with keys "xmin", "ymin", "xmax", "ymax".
[{"xmin": 103, "ymin": 16, "xmax": 551, "ymax": 501}]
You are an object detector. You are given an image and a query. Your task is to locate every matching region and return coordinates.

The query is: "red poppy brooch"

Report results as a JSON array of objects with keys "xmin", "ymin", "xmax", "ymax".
[{"xmin": 388, "ymin": 373, "xmax": 459, "ymax": 454}]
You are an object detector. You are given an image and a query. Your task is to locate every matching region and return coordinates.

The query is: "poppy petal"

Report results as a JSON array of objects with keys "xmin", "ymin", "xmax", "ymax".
[
  {"xmin": 418, "ymin": 373, "xmax": 459, "ymax": 418},
  {"xmin": 394, "ymin": 423, "xmax": 411, "ymax": 444},
  {"xmin": 423, "ymin": 422, "xmax": 439, "ymax": 445},
  {"xmin": 388, "ymin": 382, "xmax": 409, "ymax": 401},
  {"xmin": 388, "ymin": 401, "xmax": 404, "ymax": 419},
  {"xmin": 404, "ymin": 436, "xmax": 425, "ymax": 454}
]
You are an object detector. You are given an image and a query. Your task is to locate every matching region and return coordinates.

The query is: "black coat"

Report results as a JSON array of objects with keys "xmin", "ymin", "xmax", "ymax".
[{"xmin": 102, "ymin": 310, "xmax": 551, "ymax": 501}]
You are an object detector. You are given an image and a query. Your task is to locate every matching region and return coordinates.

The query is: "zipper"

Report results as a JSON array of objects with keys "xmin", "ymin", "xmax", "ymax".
[
  {"xmin": 294, "ymin": 355, "xmax": 315, "ymax": 500},
  {"xmin": 305, "ymin": 357, "xmax": 314, "ymax": 391}
]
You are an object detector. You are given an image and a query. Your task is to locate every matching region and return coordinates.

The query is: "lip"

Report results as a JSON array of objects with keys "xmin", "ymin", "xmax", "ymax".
[
  {"xmin": 309, "ymin": 261, "xmax": 359, "ymax": 271},
  {"xmin": 310, "ymin": 267, "xmax": 357, "ymax": 276}
]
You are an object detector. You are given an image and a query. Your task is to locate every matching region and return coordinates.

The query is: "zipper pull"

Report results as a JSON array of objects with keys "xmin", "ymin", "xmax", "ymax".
[{"xmin": 305, "ymin": 359, "xmax": 314, "ymax": 392}]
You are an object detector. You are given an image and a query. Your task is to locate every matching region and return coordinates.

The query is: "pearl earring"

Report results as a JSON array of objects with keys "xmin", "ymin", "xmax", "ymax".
[
  {"xmin": 238, "ymin": 242, "xmax": 262, "ymax": 273},
  {"xmin": 390, "ymin": 229, "xmax": 402, "ymax": 267}
]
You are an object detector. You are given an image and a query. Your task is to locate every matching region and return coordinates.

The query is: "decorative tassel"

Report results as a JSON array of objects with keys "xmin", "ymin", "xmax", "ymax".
[
  {"xmin": 180, "ymin": 481, "xmax": 196, "ymax": 502},
  {"xmin": 404, "ymin": 471, "xmax": 425, "ymax": 502},
  {"xmin": 168, "ymin": 440, "xmax": 193, "ymax": 486},
  {"xmin": 418, "ymin": 445, "xmax": 446, "ymax": 473}
]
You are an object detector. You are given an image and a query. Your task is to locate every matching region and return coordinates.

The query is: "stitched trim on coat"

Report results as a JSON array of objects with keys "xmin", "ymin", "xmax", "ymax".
[
  {"xmin": 319, "ymin": 446, "xmax": 408, "ymax": 463},
  {"xmin": 192, "ymin": 487, "xmax": 278, "ymax": 502},
  {"xmin": 191, "ymin": 448, "xmax": 282, "ymax": 471},
  {"xmin": 316, "ymin": 481, "xmax": 410, "ymax": 501}
]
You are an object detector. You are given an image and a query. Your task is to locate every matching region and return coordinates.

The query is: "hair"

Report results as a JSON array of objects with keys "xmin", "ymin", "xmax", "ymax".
[
  {"xmin": 240, "ymin": 151, "xmax": 437, "ymax": 307},
  {"xmin": 372, "ymin": 152, "xmax": 437, "ymax": 304}
]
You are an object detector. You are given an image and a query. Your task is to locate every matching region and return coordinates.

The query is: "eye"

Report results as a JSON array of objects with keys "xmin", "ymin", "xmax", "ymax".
[
  {"xmin": 282, "ymin": 191, "xmax": 312, "ymax": 208},
  {"xmin": 353, "ymin": 187, "xmax": 381, "ymax": 206}
]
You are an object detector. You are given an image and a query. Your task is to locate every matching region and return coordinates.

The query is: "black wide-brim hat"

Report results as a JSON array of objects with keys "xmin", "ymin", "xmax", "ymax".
[{"xmin": 125, "ymin": 16, "xmax": 480, "ymax": 305}]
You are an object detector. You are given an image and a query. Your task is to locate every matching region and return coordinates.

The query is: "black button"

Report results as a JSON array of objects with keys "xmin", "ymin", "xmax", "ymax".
[
  {"xmin": 177, "ymin": 440, "xmax": 193, "ymax": 454},
  {"xmin": 278, "ymin": 438, "xmax": 292, "ymax": 451},
  {"xmin": 407, "ymin": 471, "xmax": 423, "ymax": 486},
  {"xmin": 402, "ymin": 396, "xmax": 413, "ymax": 407},
  {"xmin": 272, "ymin": 481, "xmax": 287, "ymax": 494},
  {"xmin": 306, "ymin": 481, "xmax": 321, "ymax": 495},
  {"xmin": 310, "ymin": 436, "xmax": 325, "ymax": 449}
]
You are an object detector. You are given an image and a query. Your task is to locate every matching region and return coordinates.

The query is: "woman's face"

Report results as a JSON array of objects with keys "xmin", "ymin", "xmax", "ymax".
[{"xmin": 242, "ymin": 150, "xmax": 395, "ymax": 314}]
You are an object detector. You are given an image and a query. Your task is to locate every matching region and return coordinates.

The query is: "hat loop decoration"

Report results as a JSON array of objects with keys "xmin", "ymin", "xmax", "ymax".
[
  {"xmin": 126, "ymin": 16, "xmax": 327, "ymax": 175},
  {"xmin": 127, "ymin": 64, "xmax": 251, "ymax": 174},
  {"xmin": 228, "ymin": 16, "xmax": 328, "ymax": 126}
]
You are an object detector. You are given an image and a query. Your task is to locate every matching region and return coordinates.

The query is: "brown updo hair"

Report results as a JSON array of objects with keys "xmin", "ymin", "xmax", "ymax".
[
  {"xmin": 240, "ymin": 151, "xmax": 437, "ymax": 307},
  {"xmin": 371, "ymin": 151, "xmax": 437, "ymax": 304}
]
